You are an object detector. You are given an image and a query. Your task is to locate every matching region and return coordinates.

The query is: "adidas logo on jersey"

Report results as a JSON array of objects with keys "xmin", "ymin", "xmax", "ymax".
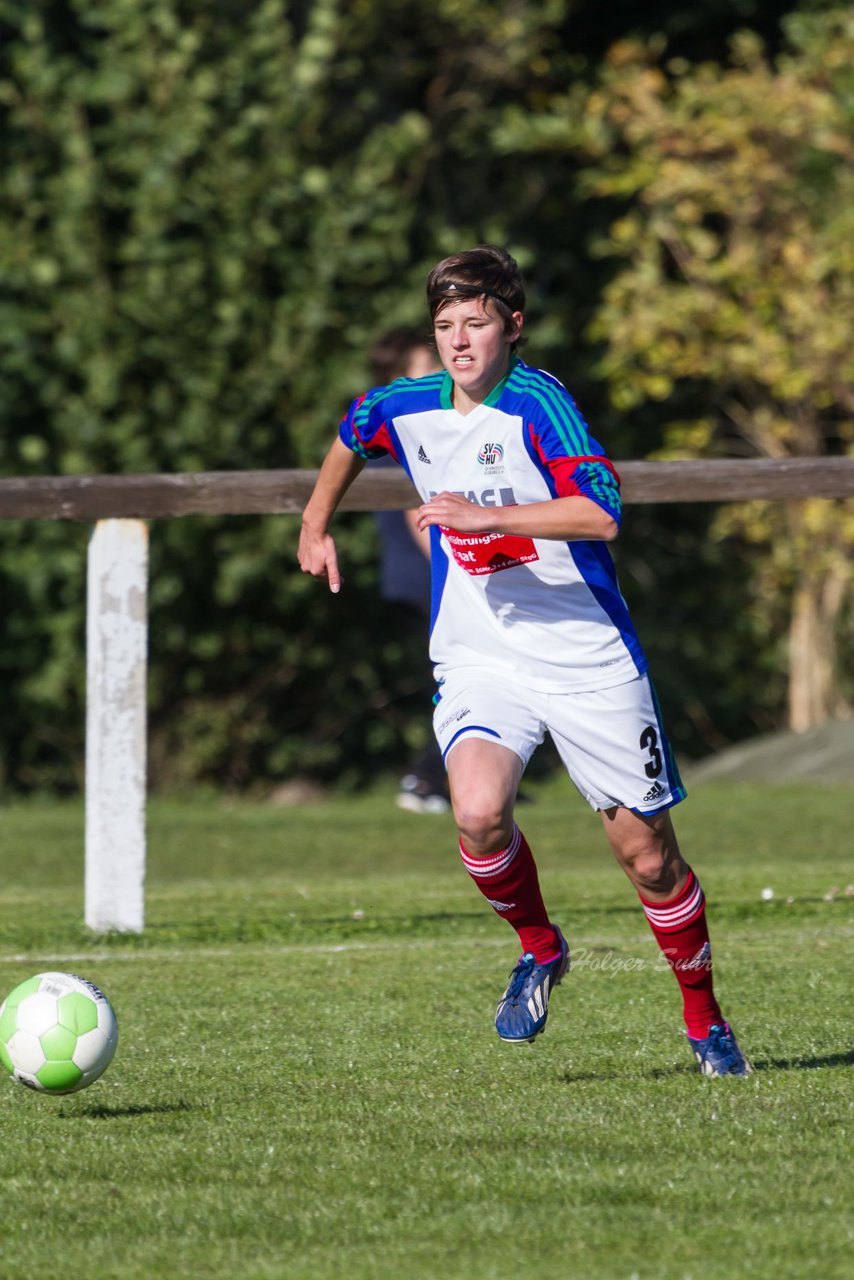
[
  {"xmin": 417, "ymin": 445, "xmax": 431, "ymax": 464},
  {"xmin": 643, "ymin": 780, "xmax": 667, "ymax": 803}
]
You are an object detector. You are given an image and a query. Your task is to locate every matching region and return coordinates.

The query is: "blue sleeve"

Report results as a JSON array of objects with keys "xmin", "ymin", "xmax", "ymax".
[
  {"xmin": 524, "ymin": 396, "xmax": 623, "ymax": 526},
  {"xmin": 338, "ymin": 386, "xmax": 397, "ymax": 461}
]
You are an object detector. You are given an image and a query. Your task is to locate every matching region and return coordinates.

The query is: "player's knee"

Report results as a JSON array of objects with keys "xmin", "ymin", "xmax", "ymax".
[
  {"xmin": 612, "ymin": 829, "xmax": 668, "ymax": 885},
  {"xmin": 453, "ymin": 795, "xmax": 512, "ymax": 855},
  {"xmin": 630, "ymin": 851, "xmax": 671, "ymax": 893},
  {"xmin": 621, "ymin": 840, "xmax": 686, "ymax": 896}
]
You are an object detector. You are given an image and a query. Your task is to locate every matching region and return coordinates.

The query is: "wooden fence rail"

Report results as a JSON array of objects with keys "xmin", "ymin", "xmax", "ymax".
[{"xmin": 1, "ymin": 456, "xmax": 853, "ymax": 521}]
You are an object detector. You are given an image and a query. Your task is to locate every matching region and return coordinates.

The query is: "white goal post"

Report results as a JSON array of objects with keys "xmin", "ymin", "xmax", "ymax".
[{"xmin": 85, "ymin": 519, "xmax": 149, "ymax": 933}]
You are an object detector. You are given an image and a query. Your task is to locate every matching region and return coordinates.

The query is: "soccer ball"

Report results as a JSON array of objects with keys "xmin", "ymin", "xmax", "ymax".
[{"xmin": 0, "ymin": 971, "xmax": 118, "ymax": 1095}]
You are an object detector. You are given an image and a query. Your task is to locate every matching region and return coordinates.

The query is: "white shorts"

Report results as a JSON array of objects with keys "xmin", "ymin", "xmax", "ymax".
[{"xmin": 432, "ymin": 670, "xmax": 686, "ymax": 815}]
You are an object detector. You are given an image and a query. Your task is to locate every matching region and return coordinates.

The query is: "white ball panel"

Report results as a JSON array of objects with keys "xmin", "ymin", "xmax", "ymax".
[
  {"xmin": 7, "ymin": 1029, "xmax": 47, "ymax": 1074},
  {"xmin": 96, "ymin": 999, "xmax": 119, "ymax": 1040},
  {"xmin": 16, "ymin": 993, "xmax": 60, "ymax": 1037},
  {"xmin": 72, "ymin": 1026, "xmax": 115, "ymax": 1076}
]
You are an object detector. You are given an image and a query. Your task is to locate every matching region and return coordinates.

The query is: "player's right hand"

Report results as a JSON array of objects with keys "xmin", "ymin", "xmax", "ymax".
[{"xmin": 297, "ymin": 524, "xmax": 342, "ymax": 593}]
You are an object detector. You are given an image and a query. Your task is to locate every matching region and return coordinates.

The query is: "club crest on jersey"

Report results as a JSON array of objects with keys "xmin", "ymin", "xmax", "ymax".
[{"xmin": 477, "ymin": 442, "xmax": 505, "ymax": 476}]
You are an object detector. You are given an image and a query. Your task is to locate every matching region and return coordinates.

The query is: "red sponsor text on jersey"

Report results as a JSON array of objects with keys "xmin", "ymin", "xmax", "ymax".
[{"xmin": 443, "ymin": 528, "xmax": 540, "ymax": 576}]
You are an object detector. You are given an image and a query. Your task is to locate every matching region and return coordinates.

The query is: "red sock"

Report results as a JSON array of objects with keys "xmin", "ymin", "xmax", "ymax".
[
  {"xmin": 639, "ymin": 869, "xmax": 723, "ymax": 1039},
  {"xmin": 459, "ymin": 824, "xmax": 558, "ymax": 962}
]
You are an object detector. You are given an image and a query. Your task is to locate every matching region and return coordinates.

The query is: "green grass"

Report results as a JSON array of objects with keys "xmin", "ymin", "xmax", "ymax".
[{"xmin": 0, "ymin": 779, "xmax": 851, "ymax": 1279}]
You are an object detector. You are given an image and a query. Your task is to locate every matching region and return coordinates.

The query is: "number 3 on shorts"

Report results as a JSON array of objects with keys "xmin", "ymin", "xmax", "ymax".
[{"xmin": 640, "ymin": 725, "xmax": 663, "ymax": 779}]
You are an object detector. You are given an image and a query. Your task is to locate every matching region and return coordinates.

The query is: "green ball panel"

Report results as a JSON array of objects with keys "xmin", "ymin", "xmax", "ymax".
[
  {"xmin": 58, "ymin": 992, "xmax": 98, "ymax": 1036},
  {"xmin": 0, "ymin": 1003, "xmax": 18, "ymax": 1044},
  {"xmin": 0, "ymin": 1040, "xmax": 13, "ymax": 1075},
  {"xmin": 4, "ymin": 976, "xmax": 43, "ymax": 1009},
  {"xmin": 40, "ymin": 1024, "xmax": 78, "ymax": 1061},
  {"xmin": 36, "ymin": 1060, "xmax": 83, "ymax": 1093}
]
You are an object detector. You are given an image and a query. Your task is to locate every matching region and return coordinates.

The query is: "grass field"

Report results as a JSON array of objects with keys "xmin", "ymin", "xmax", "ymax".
[{"xmin": 0, "ymin": 778, "xmax": 851, "ymax": 1279}]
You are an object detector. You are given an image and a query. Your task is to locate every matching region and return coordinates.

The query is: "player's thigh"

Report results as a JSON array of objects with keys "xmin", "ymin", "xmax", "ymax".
[
  {"xmin": 546, "ymin": 674, "xmax": 685, "ymax": 815},
  {"xmin": 445, "ymin": 735, "xmax": 523, "ymax": 826}
]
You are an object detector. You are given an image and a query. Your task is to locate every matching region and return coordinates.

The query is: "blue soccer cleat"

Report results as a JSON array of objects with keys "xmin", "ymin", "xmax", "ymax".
[
  {"xmin": 495, "ymin": 927, "xmax": 570, "ymax": 1044},
  {"xmin": 687, "ymin": 1022, "xmax": 754, "ymax": 1077}
]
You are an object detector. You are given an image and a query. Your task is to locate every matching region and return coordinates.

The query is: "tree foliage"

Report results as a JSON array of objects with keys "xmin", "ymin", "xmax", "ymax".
[{"xmin": 0, "ymin": 0, "xmax": 846, "ymax": 791}]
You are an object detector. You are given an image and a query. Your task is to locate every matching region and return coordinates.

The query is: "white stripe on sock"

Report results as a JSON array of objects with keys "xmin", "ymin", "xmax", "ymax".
[
  {"xmin": 642, "ymin": 878, "xmax": 704, "ymax": 931},
  {"xmin": 459, "ymin": 824, "xmax": 521, "ymax": 880}
]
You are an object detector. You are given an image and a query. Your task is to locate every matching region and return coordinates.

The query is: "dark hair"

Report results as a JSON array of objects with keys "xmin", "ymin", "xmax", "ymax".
[
  {"xmin": 367, "ymin": 326, "xmax": 432, "ymax": 385},
  {"xmin": 426, "ymin": 245, "xmax": 525, "ymax": 348}
]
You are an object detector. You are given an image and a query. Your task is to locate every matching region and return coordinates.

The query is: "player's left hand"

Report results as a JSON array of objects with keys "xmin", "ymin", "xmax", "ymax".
[
  {"xmin": 416, "ymin": 491, "xmax": 492, "ymax": 534},
  {"xmin": 298, "ymin": 523, "xmax": 343, "ymax": 593}
]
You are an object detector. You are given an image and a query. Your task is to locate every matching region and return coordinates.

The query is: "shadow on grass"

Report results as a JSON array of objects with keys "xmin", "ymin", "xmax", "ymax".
[
  {"xmin": 559, "ymin": 1064, "xmax": 693, "ymax": 1084},
  {"xmin": 560, "ymin": 1049, "xmax": 854, "ymax": 1083},
  {"xmin": 61, "ymin": 1100, "xmax": 195, "ymax": 1119},
  {"xmin": 754, "ymin": 1050, "xmax": 854, "ymax": 1072}
]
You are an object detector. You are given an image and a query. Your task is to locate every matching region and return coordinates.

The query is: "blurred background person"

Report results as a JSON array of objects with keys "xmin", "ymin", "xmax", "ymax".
[{"xmin": 368, "ymin": 327, "xmax": 449, "ymax": 814}]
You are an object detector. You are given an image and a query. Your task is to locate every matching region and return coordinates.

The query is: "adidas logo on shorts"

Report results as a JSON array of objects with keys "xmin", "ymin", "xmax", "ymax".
[{"xmin": 643, "ymin": 780, "xmax": 667, "ymax": 803}]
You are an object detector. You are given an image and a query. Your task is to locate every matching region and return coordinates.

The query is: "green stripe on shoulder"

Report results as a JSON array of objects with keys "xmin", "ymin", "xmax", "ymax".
[{"xmin": 353, "ymin": 384, "xmax": 388, "ymax": 428}]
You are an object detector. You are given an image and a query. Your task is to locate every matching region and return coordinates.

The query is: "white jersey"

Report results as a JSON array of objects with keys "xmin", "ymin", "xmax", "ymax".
[{"xmin": 340, "ymin": 357, "xmax": 647, "ymax": 693}]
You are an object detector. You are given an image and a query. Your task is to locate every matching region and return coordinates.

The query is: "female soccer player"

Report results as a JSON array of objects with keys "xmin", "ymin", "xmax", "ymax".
[{"xmin": 298, "ymin": 245, "xmax": 751, "ymax": 1077}]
